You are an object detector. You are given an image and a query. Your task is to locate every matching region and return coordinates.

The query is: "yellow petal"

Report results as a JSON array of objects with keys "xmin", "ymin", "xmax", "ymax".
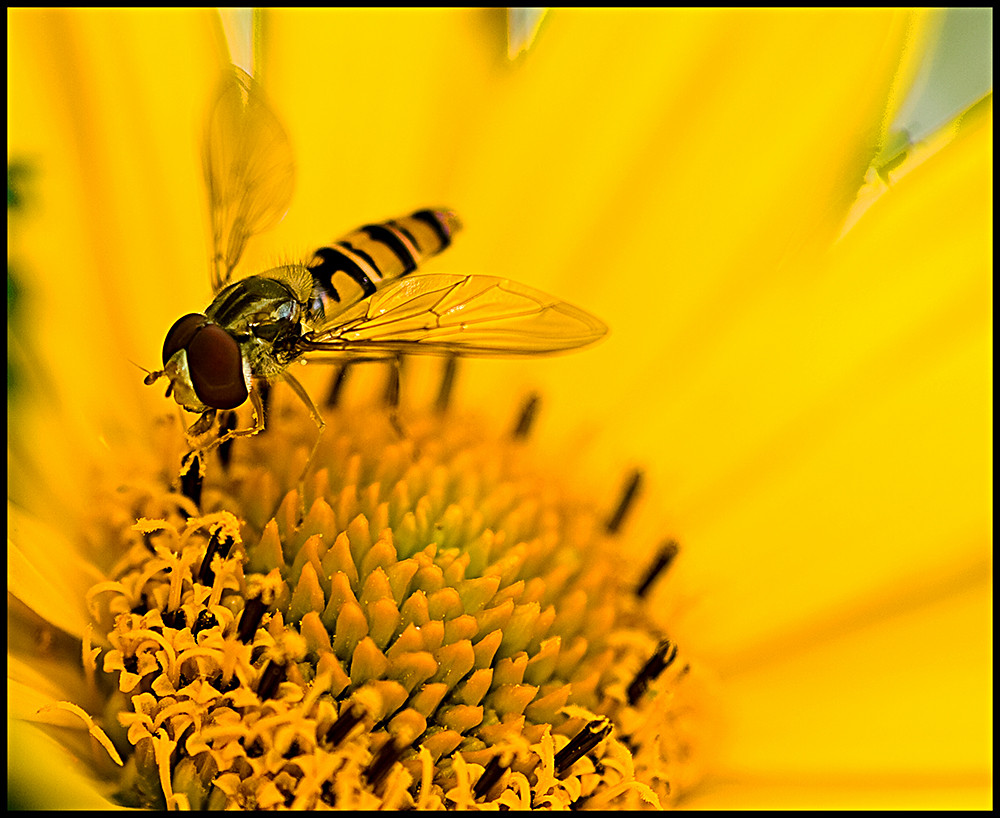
[
  {"xmin": 656, "ymin": 101, "xmax": 991, "ymax": 659},
  {"xmin": 8, "ymin": 505, "xmax": 96, "ymax": 636},
  {"xmin": 695, "ymin": 576, "xmax": 991, "ymax": 808},
  {"xmin": 450, "ymin": 9, "xmax": 924, "ymax": 431},
  {"xmin": 8, "ymin": 717, "xmax": 116, "ymax": 809}
]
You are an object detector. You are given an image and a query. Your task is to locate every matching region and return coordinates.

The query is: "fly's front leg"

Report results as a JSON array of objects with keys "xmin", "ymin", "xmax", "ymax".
[
  {"xmin": 176, "ymin": 393, "xmax": 266, "ymax": 509},
  {"xmin": 187, "ymin": 388, "xmax": 267, "ymax": 456},
  {"xmin": 187, "ymin": 408, "xmax": 217, "ymax": 438}
]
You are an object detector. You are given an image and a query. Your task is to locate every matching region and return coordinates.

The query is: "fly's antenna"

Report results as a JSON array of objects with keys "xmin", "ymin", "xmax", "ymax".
[{"xmin": 131, "ymin": 358, "xmax": 164, "ymax": 386}]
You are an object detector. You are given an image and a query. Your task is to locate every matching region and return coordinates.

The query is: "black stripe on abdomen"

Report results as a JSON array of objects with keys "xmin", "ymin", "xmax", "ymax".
[
  {"xmin": 362, "ymin": 223, "xmax": 418, "ymax": 274},
  {"xmin": 411, "ymin": 209, "xmax": 453, "ymax": 250},
  {"xmin": 307, "ymin": 245, "xmax": 378, "ymax": 302},
  {"xmin": 307, "ymin": 209, "xmax": 460, "ymax": 307}
]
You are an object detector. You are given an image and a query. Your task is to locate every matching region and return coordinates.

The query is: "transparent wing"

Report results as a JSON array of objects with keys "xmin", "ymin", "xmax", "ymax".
[
  {"xmin": 204, "ymin": 66, "xmax": 294, "ymax": 292},
  {"xmin": 298, "ymin": 274, "xmax": 608, "ymax": 357}
]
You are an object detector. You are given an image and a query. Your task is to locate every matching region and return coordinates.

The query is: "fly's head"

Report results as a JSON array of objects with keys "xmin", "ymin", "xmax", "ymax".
[{"xmin": 145, "ymin": 313, "xmax": 251, "ymax": 414}]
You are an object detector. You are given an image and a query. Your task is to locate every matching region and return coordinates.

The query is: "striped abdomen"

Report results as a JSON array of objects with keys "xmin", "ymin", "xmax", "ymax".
[{"xmin": 307, "ymin": 208, "xmax": 461, "ymax": 310}]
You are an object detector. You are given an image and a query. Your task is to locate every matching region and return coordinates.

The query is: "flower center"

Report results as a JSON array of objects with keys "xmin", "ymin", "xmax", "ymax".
[{"xmin": 85, "ymin": 376, "xmax": 702, "ymax": 809}]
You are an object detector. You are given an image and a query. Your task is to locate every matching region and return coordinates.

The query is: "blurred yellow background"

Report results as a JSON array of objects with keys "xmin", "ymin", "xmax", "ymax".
[{"xmin": 8, "ymin": 9, "xmax": 991, "ymax": 808}]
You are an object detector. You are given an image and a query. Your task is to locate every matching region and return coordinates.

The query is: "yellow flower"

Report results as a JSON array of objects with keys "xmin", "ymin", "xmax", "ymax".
[{"xmin": 8, "ymin": 8, "xmax": 991, "ymax": 810}]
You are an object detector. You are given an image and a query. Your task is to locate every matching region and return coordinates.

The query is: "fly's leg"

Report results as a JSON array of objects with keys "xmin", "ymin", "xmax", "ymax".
[
  {"xmin": 280, "ymin": 369, "xmax": 326, "ymax": 517},
  {"xmin": 187, "ymin": 408, "xmax": 217, "ymax": 438},
  {"xmin": 384, "ymin": 356, "xmax": 406, "ymax": 440},
  {"xmin": 176, "ymin": 391, "xmax": 265, "ymax": 509},
  {"xmin": 188, "ymin": 388, "xmax": 267, "ymax": 456}
]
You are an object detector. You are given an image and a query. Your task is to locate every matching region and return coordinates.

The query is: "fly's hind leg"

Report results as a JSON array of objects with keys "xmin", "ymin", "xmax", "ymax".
[
  {"xmin": 383, "ymin": 355, "xmax": 406, "ymax": 440},
  {"xmin": 280, "ymin": 369, "xmax": 327, "ymax": 515}
]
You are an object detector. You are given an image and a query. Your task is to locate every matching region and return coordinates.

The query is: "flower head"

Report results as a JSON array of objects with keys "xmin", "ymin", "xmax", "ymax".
[{"xmin": 70, "ymin": 390, "xmax": 705, "ymax": 809}]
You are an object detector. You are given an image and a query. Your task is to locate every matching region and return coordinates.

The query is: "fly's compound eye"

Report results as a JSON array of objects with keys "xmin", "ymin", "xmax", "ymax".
[
  {"xmin": 163, "ymin": 313, "xmax": 209, "ymax": 366},
  {"xmin": 163, "ymin": 313, "xmax": 249, "ymax": 410}
]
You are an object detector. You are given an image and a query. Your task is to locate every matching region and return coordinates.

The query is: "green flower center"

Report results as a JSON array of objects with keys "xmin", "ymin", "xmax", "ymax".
[{"xmin": 85, "ymin": 383, "xmax": 702, "ymax": 809}]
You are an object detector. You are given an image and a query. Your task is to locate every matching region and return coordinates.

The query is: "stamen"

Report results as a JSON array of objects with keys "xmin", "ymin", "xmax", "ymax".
[
  {"xmin": 217, "ymin": 410, "xmax": 238, "ymax": 469},
  {"xmin": 435, "ymin": 355, "xmax": 458, "ymax": 414},
  {"xmin": 324, "ymin": 703, "xmax": 364, "ymax": 747},
  {"xmin": 237, "ymin": 596, "xmax": 267, "ymax": 644},
  {"xmin": 179, "ymin": 452, "xmax": 203, "ymax": 512},
  {"xmin": 196, "ymin": 527, "xmax": 235, "ymax": 586},
  {"xmin": 605, "ymin": 469, "xmax": 643, "ymax": 534},
  {"xmin": 553, "ymin": 717, "xmax": 612, "ymax": 777},
  {"xmin": 364, "ymin": 738, "xmax": 403, "ymax": 788},
  {"xmin": 626, "ymin": 638, "xmax": 678, "ymax": 706},
  {"xmin": 512, "ymin": 393, "xmax": 541, "ymax": 439},
  {"xmin": 473, "ymin": 755, "xmax": 506, "ymax": 800},
  {"xmin": 635, "ymin": 540, "xmax": 680, "ymax": 598},
  {"xmin": 257, "ymin": 659, "xmax": 287, "ymax": 700},
  {"xmin": 325, "ymin": 363, "xmax": 351, "ymax": 408}
]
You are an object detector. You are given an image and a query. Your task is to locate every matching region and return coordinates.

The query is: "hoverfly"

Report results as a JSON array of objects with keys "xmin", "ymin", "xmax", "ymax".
[{"xmin": 146, "ymin": 66, "xmax": 607, "ymax": 451}]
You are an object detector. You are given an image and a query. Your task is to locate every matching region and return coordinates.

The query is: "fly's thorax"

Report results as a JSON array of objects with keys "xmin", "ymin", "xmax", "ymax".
[
  {"xmin": 206, "ymin": 273, "xmax": 305, "ymax": 330},
  {"xmin": 204, "ymin": 270, "xmax": 314, "ymax": 376},
  {"xmin": 242, "ymin": 334, "xmax": 297, "ymax": 379}
]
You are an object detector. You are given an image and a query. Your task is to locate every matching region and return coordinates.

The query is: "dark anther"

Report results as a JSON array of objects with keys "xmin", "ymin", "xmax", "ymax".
[
  {"xmin": 257, "ymin": 659, "xmax": 287, "ymax": 700},
  {"xmin": 237, "ymin": 596, "xmax": 267, "ymax": 644},
  {"xmin": 383, "ymin": 357, "xmax": 403, "ymax": 409},
  {"xmin": 364, "ymin": 738, "xmax": 403, "ymax": 788},
  {"xmin": 473, "ymin": 755, "xmax": 506, "ymax": 800},
  {"xmin": 605, "ymin": 468, "xmax": 643, "ymax": 534},
  {"xmin": 192, "ymin": 609, "xmax": 219, "ymax": 638},
  {"xmin": 162, "ymin": 608, "xmax": 186, "ymax": 629},
  {"xmin": 626, "ymin": 638, "xmax": 678, "ymax": 706},
  {"xmin": 435, "ymin": 355, "xmax": 458, "ymax": 414},
  {"xmin": 174, "ymin": 722, "xmax": 196, "ymax": 759},
  {"xmin": 325, "ymin": 363, "xmax": 351, "ymax": 408},
  {"xmin": 179, "ymin": 451, "xmax": 203, "ymax": 512},
  {"xmin": 217, "ymin": 410, "xmax": 238, "ymax": 469},
  {"xmin": 553, "ymin": 717, "xmax": 613, "ymax": 777},
  {"xmin": 325, "ymin": 703, "xmax": 364, "ymax": 748},
  {"xmin": 635, "ymin": 540, "xmax": 680, "ymax": 599},
  {"xmin": 196, "ymin": 527, "xmax": 235, "ymax": 586},
  {"xmin": 141, "ymin": 531, "xmax": 158, "ymax": 553},
  {"xmin": 512, "ymin": 393, "xmax": 540, "ymax": 439},
  {"xmin": 210, "ymin": 672, "xmax": 239, "ymax": 694}
]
